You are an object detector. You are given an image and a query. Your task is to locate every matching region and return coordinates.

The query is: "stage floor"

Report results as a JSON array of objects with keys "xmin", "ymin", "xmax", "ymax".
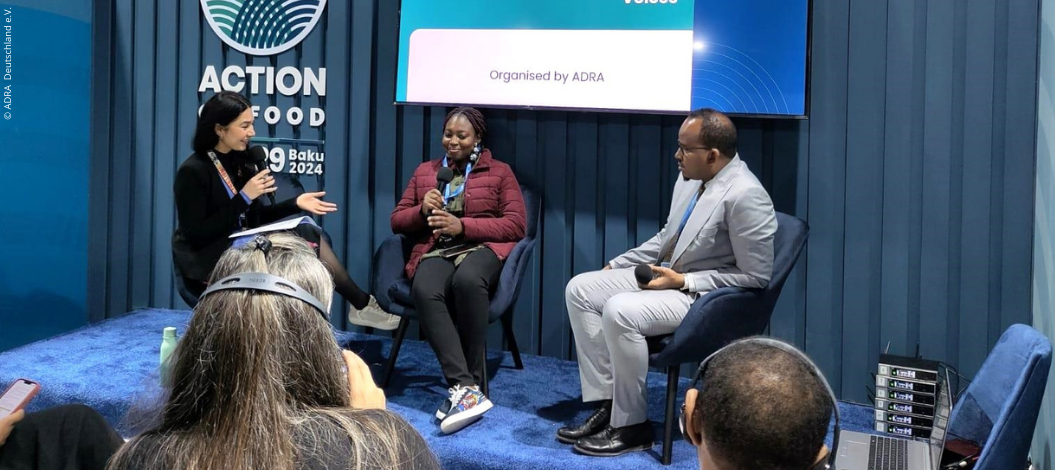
[{"xmin": 0, "ymin": 309, "xmax": 876, "ymax": 469}]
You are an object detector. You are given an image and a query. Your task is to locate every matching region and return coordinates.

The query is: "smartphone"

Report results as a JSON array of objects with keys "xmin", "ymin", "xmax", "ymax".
[{"xmin": 0, "ymin": 379, "xmax": 40, "ymax": 417}]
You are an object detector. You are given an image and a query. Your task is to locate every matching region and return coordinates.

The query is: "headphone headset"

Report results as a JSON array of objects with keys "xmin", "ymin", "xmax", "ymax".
[
  {"xmin": 682, "ymin": 337, "xmax": 840, "ymax": 470},
  {"xmin": 199, "ymin": 272, "xmax": 329, "ymax": 320}
]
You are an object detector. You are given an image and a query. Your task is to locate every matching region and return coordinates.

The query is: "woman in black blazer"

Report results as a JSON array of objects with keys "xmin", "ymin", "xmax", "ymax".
[{"xmin": 171, "ymin": 91, "xmax": 396, "ymax": 329}]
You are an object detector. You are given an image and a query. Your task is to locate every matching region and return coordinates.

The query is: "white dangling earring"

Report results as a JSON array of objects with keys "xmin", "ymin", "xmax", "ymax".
[{"xmin": 471, "ymin": 143, "xmax": 481, "ymax": 162}]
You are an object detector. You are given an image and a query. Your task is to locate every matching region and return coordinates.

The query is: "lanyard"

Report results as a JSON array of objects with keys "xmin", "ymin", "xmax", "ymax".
[
  {"xmin": 207, "ymin": 150, "xmax": 239, "ymax": 198},
  {"xmin": 659, "ymin": 185, "xmax": 705, "ymax": 265},
  {"xmin": 674, "ymin": 185, "xmax": 705, "ymax": 240},
  {"xmin": 207, "ymin": 150, "xmax": 247, "ymax": 229},
  {"xmin": 440, "ymin": 155, "xmax": 473, "ymax": 204}
]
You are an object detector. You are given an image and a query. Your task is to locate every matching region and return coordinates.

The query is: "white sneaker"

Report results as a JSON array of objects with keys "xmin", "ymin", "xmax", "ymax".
[{"xmin": 348, "ymin": 295, "xmax": 400, "ymax": 330}]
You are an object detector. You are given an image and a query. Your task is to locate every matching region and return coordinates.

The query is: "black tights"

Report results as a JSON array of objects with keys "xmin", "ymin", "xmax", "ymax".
[{"xmin": 317, "ymin": 236, "xmax": 371, "ymax": 310}]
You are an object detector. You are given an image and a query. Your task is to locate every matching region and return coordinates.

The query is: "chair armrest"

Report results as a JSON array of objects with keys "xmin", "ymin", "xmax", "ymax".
[
  {"xmin": 649, "ymin": 286, "xmax": 767, "ymax": 367},
  {"xmin": 372, "ymin": 234, "xmax": 408, "ymax": 312}
]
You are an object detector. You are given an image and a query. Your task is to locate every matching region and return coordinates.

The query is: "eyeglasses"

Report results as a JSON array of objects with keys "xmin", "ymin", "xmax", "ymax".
[
  {"xmin": 678, "ymin": 362, "xmax": 707, "ymax": 444},
  {"xmin": 676, "ymin": 144, "xmax": 711, "ymax": 156}
]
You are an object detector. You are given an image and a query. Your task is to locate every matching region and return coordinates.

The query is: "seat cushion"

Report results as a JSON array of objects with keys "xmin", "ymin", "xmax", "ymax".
[{"xmin": 388, "ymin": 279, "xmax": 415, "ymax": 307}]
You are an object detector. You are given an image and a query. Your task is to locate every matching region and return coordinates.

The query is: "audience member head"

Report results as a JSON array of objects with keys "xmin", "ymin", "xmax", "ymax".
[
  {"xmin": 677, "ymin": 108, "xmax": 738, "ymax": 181},
  {"xmin": 193, "ymin": 91, "xmax": 255, "ymax": 154},
  {"xmin": 109, "ymin": 233, "xmax": 420, "ymax": 470},
  {"xmin": 682, "ymin": 337, "xmax": 833, "ymax": 470},
  {"xmin": 442, "ymin": 106, "xmax": 486, "ymax": 164}
]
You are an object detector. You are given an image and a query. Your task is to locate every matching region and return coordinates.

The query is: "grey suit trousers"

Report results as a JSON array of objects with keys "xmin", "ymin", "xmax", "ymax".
[{"xmin": 565, "ymin": 267, "xmax": 694, "ymax": 427}]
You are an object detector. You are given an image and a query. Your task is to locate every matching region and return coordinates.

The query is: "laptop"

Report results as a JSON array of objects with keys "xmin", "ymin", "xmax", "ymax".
[{"xmin": 833, "ymin": 370, "xmax": 951, "ymax": 470}]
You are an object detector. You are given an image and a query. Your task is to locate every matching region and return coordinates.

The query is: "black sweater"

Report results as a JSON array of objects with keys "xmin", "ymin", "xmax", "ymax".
[{"xmin": 172, "ymin": 149, "xmax": 300, "ymax": 282}]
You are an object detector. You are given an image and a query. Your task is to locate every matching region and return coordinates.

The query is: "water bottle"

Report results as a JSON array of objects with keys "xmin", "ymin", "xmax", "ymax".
[{"xmin": 160, "ymin": 327, "xmax": 178, "ymax": 386}]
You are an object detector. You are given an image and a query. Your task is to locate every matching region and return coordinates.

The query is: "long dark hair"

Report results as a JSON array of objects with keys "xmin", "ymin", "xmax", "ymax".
[{"xmin": 192, "ymin": 91, "xmax": 252, "ymax": 153}]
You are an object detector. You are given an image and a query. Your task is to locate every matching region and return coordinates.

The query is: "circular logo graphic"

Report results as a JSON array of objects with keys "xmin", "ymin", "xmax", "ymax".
[{"xmin": 200, "ymin": 0, "xmax": 327, "ymax": 56}]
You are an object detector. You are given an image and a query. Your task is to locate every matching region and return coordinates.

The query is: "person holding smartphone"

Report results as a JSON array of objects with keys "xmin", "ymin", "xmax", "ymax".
[{"xmin": 0, "ymin": 408, "xmax": 22, "ymax": 446}]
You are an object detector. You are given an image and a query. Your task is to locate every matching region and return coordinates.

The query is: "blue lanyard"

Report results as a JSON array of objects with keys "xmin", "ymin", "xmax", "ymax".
[
  {"xmin": 658, "ymin": 185, "xmax": 705, "ymax": 266},
  {"xmin": 674, "ymin": 185, "xmax": 705, "ymax": 240},
  {"xmin": 440, "ymin": 155, "xmax": 473, "ymax": 204}
]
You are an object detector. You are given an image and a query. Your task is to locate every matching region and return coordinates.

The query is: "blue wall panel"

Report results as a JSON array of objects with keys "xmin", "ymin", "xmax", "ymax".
[
  {"xmin": 960, "ymin": 0, "xmax": 997, "ymax": 373},
  {"xmin": 0, "ymin": 1, "xmax": 91, "ymax": 351},
  {"xmin": 1031, "ymin": 0, "xmax": 1055, "ymax": 464},
  {"xmin": 841, "ymin": 0, "xmax": 887, "ymax": 397},
  {"xmin": 90, "ymin": 0, "xmax": 1042, "ymax": 403},
  {"xmin": 920, "ymin": 0, "xmax": 955, "ymax": 363},
  {"xmin": 803, "ymin": 0, "xmax": 849, "ymax": 389}
]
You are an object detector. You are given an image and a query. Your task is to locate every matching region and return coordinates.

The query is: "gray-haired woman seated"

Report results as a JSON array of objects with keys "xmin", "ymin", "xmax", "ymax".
[{"xmin": 109, "ymin": 233, "xmax": 439, "ymax": 470}]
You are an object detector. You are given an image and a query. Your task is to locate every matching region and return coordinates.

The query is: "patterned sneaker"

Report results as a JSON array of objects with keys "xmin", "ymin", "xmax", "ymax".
[
  {"xmin": 347, "ymin": 295, "xmax": 400, "ymax": 330},
  {"xmin": 439, "ymin": 385, "xmax": 493, "ymax": 434},
  {"xmin": 435, "ymin": 394, "xmax": 453, "ymax": 421}
]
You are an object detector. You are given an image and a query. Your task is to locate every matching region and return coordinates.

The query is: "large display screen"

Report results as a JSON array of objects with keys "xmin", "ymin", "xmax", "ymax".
[{"xmin": 395, "ymin": 0, "xmax": 810, "ymax": 117}]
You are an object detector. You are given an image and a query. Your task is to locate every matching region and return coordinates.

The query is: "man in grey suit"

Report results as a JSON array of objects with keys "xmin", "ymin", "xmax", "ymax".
[{"xmin": 558, "ymin": 108, "xmax": 777, "ymax": 457}]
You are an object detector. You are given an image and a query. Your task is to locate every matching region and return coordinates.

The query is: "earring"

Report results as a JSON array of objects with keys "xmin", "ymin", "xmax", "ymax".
[{"xmin": 471, "ymin": 144, "xmax": 481, "ymax": 162}]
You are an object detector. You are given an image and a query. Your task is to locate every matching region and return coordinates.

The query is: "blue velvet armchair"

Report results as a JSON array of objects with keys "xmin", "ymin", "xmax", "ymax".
[
  {"xmin": 372, "ymin": 185, "xmax": 541, "ymax": 395},
  {"xmin": 647, "ymin": 211, "xmax": 809, "ymax": 465},
  {"xmin": 174, "ymin": 258, "xmax": 204, "ymax": 308},
  {"xmin": 946, "ymin": 324, "xmax": 1051, "ymax": 470}
]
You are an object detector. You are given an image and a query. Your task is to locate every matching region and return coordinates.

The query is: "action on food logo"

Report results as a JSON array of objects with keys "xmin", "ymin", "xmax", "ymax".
[{"xmin": 200, "ymin": 0, "xmax": 327, "ymax": 56}]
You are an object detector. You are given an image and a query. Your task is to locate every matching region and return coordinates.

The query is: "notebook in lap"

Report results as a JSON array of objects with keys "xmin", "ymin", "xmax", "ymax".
[{"xmin": 833, "ymin": 371, "xmax": 951, "ymax": 470}]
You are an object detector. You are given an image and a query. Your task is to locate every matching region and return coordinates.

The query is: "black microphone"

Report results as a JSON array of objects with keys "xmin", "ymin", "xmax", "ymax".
[
  {"xmin": 436, "ymin": 167, "xmax": 455, "ymax": 193},
  {"xmin": 635, "ymin": 264, "xmax": 655, "ymax": 286},
  {"xmin": 248, "ymin": 145, "xmax": 276, "ymax": 206},
  {"xmin": 434, "ymin": 167, "xmax": 456, "ymax": 243}
]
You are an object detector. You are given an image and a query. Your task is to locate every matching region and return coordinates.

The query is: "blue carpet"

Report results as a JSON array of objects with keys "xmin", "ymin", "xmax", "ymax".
[{"xmin": 0, "ymin": 309, "xmax": 877, "ymax": 469}]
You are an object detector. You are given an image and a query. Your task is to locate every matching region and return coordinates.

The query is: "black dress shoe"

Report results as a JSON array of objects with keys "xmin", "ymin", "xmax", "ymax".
[
  {"xmin": 572, "ymin": 421, "xmax": 655, "ymax": 457},
  {"xmin": 556, "ymin": 400, "xmax": 612, "ymax": 444}
]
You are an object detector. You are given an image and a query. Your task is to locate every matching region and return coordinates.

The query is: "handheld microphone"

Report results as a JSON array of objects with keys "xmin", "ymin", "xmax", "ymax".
[
  {"xmin": 435, "ymin": 167, "xmax": 455, "ymax": 194},
  {"xmin": 434, "ymin": 167, "xmax": 456, "ymax": 243},
  {"xmin": 248, "ymin": 145, "xmax": 276, "ymax": 206},
  {"xmin": 635, "ymin": 264, "xmax": 654, "ymax": 286}
]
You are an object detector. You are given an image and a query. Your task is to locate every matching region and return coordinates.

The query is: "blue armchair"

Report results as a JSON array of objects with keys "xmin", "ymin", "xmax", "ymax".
[
  {"xmin": 647, "ymin": 211, "xmax": 809, "ymax": 465},
  {"xmin": 173, "ymin": 257, "xmax": 204, "ymax": 308},
  {"xmin": 372, "ymin": 185, "xmax": 541, "ymax": 395},
  {"xmin": 946, "ymin": 324, "xmax": 1051, "ymax": 470}
]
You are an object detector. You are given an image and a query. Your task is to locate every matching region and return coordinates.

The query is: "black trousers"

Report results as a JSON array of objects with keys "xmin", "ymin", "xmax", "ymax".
[
  {"xmin": 0, "ymin": 404, "xmax": 123, "ymax": 470},
  {"xmin": 411, "ymin": 248, "xmax": 502, "ymax": 389}
]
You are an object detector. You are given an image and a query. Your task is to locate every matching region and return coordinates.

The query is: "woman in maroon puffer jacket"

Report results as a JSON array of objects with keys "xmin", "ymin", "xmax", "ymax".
[{"xmin": 390, "ymin": 107, "xmax": 526, "ymax": 435}]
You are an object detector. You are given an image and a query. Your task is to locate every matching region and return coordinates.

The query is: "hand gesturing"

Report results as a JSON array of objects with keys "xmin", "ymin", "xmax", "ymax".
[{"xmin": 296, "ymin": 191, "xmax": 338, "ymax": 215}]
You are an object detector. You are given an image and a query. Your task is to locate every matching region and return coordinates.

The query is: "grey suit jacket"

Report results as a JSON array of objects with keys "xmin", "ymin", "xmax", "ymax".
[{"xmin": 609, "ymin": 155, "xmax": 777, "ymax": 295}]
